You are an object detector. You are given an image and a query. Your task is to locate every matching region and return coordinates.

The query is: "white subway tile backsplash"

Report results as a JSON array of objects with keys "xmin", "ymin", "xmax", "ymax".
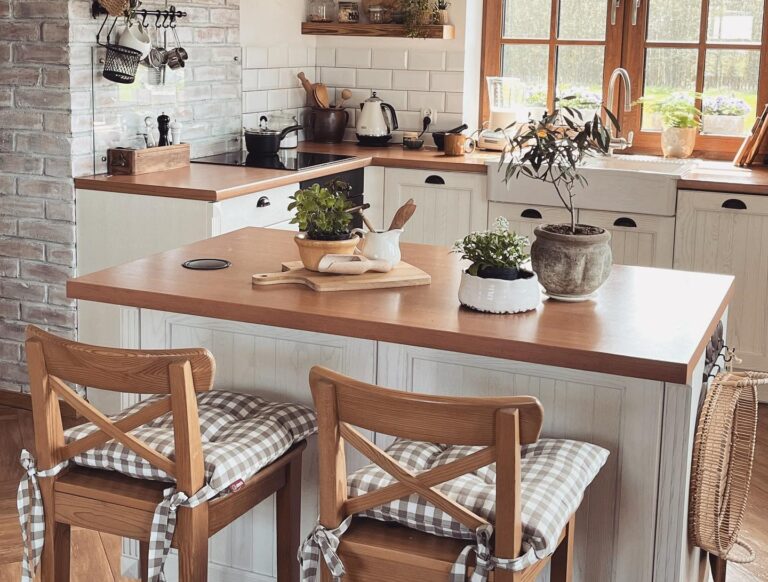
[
  {"xmin": 242, "ymin": 69, "xmax": 260, "ymax": 91},
  {"xmin": 245, "ymin": 47, "xmax": 268, "ymax": 69},
  {"xmin": 340, "ymin": 88, "xmax": 373, "ymax": 109},
  {"xmin": 268, "ymin": 46, "xmax": 289, "ymax": 68},
  {"xmin": 288, "ymin": 47, "xmax": 308, "ymax": 67},
  {"xmin": 407, "ymin": 50, "xmax": 446, "ymax": 71},
  {"xmin": 444, "ymin": 92, "xmax": 463, "ymax": 113},
  {"xmin": 374, "ymin": 90, "xmax": 408, "ymax": 111},
  {"xmin": 267, "ymin": 89, "xmax": 288, "ymax": 110},
  {"xmin": 372, "ymin": 49, "xmax": 408, "ymax": 70},
  {"xmin": 393, "ymin": 70, "xmax": 429, "ymax": 91},
  {"xmin": 396, "ymin": 111, "xmax": 425, "ymax": 131},
  {"xmin": 287, "ymin": 88, "xmax": 307, "ymax": 109},
  {"xmin": 279, "ymin": 68, "xmax": 302, "ymax": 89},
  {"xmin": 244, "ymin": 91, "xmax": 268, "ymax": 113},
  {"xmin": 316, "ymin": 47, "xmax": 336, "ymax": 67},
  {"xmin": 320, "ymin": 67, "xmax": 356, "ymax": 88},
  {"xmin": 356, "ymin": 69, "xmax": 393, "ymax": 90},
  {"xmin": 258, "ymin": 69, "xmax": 280, "ymax": 90},
  {"xmin": 335, "ymin": 49, "xmax": 372, "ymax": 69},
  {"xmin": 446, "ymin": 52, "xmax": 464, "ymax": 72},
  {"xmin": 432, "ymin": 112, "xmax": 464, "ymax": 131},
  {"xmin": 430, "ymin": 71, "xmax": 464, "ymax": 92},
  {"xmin": 408, "ymin": 91, "xmax": 446, "ymax": 112}
]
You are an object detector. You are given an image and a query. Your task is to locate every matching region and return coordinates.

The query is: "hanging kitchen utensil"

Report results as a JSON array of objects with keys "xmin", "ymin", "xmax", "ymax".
[
  {"xmin": 313, "ymin": 83, "xmax": 331, "ymax": 109},
  {"xmin": 97, "ymin": 0, "xmax": 130, "ymax": 17},
  {"xmin": 166, "ymin": 21, "xmax": 189, "ymax": 69},
  {"xmin": 97, "ymin": 14, "xmax": 142, "ymax": 84}
]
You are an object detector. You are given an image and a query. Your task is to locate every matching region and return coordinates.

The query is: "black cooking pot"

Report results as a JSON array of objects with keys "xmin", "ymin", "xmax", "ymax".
[{"xmin": 244, "ymin": 118, "xmax": 303, "ymax": 155}]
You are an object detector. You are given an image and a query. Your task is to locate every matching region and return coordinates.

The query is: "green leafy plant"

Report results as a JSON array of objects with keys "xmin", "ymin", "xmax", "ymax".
[
  {"xmin": 401, "ymin": 0, "xmax": 431, "ymax": 37},
  {"xmin": 434, "ymin": 0, "xmax": 450, "ymax": 9},
  {"xmin": 500, "ymin": 107, "xmax": 616, "ymax": 235},
  {"xmin": 636, "ymin": 93, "xmax": 702, "ymax": 129},
  {"xmin": 452, "ymin": 217, "xmax": 530, "ymax": 277},
  {"xmin": 288, "ymin": 180, "xmax": 353, "ymax": 240}
]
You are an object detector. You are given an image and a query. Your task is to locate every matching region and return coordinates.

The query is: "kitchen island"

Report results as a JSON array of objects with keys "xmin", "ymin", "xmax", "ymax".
[{"xmin": 67, "ymin": 228, "xmax": 733, "ymax": 582}]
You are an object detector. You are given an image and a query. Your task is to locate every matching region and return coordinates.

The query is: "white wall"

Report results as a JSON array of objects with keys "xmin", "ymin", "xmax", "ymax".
[{"xmin": 241, "ymin": 0, "xmax": 314, "ymax": 48}]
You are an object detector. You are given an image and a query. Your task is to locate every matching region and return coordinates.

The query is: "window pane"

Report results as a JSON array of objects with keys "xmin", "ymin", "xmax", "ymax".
[
  {"xmin": 702, "ymin": 49, "xmax": 760, "ymax": 135},
  {"xmin": 708, "ymin": 0, "xmax": 764, "ymax": 43},
  {"xmin": 556, "ymin": 45, "xmax": 605, "ymax": 115},
  {"xmin": 502, "ymin": 44, "xmax": 549, "ymax": 108},
  {"xmin": 558, "ymin": 0, "xmax": 607, "ymax": 40},
  {"xmin": 641, "ymin": 48, "xmax": 698, "ymax": 129},
  {"xmin": 647, "ymin": 0, "xmax": 702, "ymax": 42},
  {"xmin": 503, "ymin": 0, "xmax": 552, "ymax": 39}
]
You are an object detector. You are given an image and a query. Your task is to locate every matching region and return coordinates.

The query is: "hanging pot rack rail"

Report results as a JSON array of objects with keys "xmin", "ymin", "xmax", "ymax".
[{"xmin": 92, "ymin": 1, "xmax": 187, "ymax": 23}]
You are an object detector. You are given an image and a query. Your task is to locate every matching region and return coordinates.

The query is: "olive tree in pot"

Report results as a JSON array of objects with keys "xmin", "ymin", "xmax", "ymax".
[
  {"xmin": 502, "ymin": 108, "xmax": 615, "ymax": 301},
  {"xmin": 289, "ymin": 179, "xmax": 358, "ymax": 271},
  {"xmin": 453, "ymin": 217, "xmax": 541, "ymax": 313}
]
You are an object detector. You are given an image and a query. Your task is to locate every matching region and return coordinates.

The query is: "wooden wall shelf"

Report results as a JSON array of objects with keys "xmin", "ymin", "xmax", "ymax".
[{"xmin": 301, "ymin": 22, "xmax": 455, "ymax": 39}]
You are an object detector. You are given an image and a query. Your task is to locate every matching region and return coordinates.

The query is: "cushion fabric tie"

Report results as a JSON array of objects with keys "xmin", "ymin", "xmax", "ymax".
[
  {"xmin": 298, "ymin": 515, "xmax": 354, "ymax": 581},
  {"xmin": 449, "ymin": 524, "xmax": 541, "ymax": 582},
  {"xmin": 17, "ymin": 449, "xmax": 69, "ymax": 582},
  {"xmin": 147, "ymin": 485, "xmax": 217, "ymax": 582}
]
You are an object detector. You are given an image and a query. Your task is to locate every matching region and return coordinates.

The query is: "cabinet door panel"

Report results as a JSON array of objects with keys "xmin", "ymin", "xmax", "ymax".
[
  {"xmin": 383, "ymin": 168, "xmax": 487, "ymax": 246},
  {"xmin": 580, "ymin": 210, "xmax": 675, "ymax": 268},
  {"xmin": 489, "ymin": 202, "xmax": 573, "ymax": 250},
  {"xmin": 675, "ymin": 190, "xmax": 768, "ymax": 370}
]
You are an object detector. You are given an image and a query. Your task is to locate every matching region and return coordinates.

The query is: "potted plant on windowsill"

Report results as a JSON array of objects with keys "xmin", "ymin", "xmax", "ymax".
[
  {"xmin": 500, "ymin": 106, "xmax": 615, "ymax": 301},
  {"xmin": 288, "ymin": 179, "xmax": 358, "ymax": 271},
  {"xmin": 637, "ymin": 93, "xmax": 701, "ymax": 158},
  {"xmin": 702, "ymin": 95, "xmax": 750, "ymax": 137},
  {"xmin": 453, "ymin": 217, "xmax": 541, "ymax": 314}
]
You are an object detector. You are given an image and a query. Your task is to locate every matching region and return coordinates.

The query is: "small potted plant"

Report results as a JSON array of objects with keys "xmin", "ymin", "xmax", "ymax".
[
  {"xmin": 637, "ymin": 93, "xmax": 701, "ymax": 158},
  {"xmin": 501, "ymin": 106, "xmax": 615, "ymax": 301},
  {"xmin": 702, "ymin": 95, "xmax": 750, "ymax": 136},
  {"xmin": 402, "ymin": 0, "xmax": 432, "ymax": 36},
  {"xmin": 453, "ymin": 217, "xmax": 541, "ymax": 314},
  {"xmin": 433, "ymin": 0, "xmax": 450, "ymax": 24},
  {"xmin": 558, "ymin": 88, "xmax": 602, "ymax": 122},
  {"xmin": 288, "ymin": 179, "xmax": 358, "ymax": 271}
]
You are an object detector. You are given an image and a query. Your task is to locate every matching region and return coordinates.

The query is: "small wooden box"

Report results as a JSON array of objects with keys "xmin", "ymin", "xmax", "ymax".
[{"xmin": 107, "ymin": 143, "xmax": 190, "ymax": 175}]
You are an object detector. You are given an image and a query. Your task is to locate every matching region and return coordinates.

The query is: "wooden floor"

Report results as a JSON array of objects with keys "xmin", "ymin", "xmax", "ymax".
[{"xmin": 0, "ymin": 403, "xmax": 765, "ymax": 581}]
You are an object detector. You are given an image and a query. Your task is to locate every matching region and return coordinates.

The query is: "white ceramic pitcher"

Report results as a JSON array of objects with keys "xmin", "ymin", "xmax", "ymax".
[{"xmin": 351, "ymin": 229, "xmax": 403, "ymax": 267}]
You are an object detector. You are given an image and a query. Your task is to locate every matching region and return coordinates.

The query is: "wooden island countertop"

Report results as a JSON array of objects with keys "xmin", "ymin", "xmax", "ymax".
[{"xmin": 67, "ymin": 228, "xmax": 734, "ymax": 385}]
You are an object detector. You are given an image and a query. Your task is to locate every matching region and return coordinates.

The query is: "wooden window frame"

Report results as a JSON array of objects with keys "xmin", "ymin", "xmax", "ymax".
[{"xmin": 480, "ymin": 0, "xmax": 768, "ymax": 159}]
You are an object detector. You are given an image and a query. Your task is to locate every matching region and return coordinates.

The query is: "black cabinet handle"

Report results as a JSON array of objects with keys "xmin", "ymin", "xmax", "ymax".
[
  {"xmin": 425, "ymin": 175, "xmax": 445, "ymax": 185},
  {"xmin": 521, "ymin": 209, "xmax": 543, "ymax": 219},
  {"xmin": 613, "ymin": 217, "xmax": 637, "ymax": 228},
  {"xmin": 722, "ymin": 198, "xmax": 747, "ymax": 210},
  {"xmin": 257, "ymin": 196, "xmax": 271, "ymax": 208}
]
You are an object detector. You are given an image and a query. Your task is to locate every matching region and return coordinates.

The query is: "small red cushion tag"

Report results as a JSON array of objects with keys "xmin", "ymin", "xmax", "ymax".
[{"xmin": 228, "ymin": 479, "xmax": 245, "ymax": 493}]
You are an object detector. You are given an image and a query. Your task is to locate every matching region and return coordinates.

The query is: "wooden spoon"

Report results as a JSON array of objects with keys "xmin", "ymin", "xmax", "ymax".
[
  {"xmin": 318, "ymin": 254, "xmax": 392, "ymax": 275},
  {"xmin": 297, "ymin": 72, "xmax": 318, "ymax": 107},
  {"xmin": 337, "ymin": 88, "xmax": 353, "ymax": 109},
  {"xmin": 313, "ymin": 83, "xmax": 330, "ymax": 109},
  {"xmin": 388, "ymin": 199, "xmax": 417, "ymax": 230}
]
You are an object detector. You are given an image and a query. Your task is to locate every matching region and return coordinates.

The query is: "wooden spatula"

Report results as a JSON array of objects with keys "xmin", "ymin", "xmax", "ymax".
[
  {"xmin": 297, "ymin": 72, "xmax": 318, "ymax": 107},
  {"xmin": 388, "ymin": 199, "xmax": 417, "ymax": 230}
]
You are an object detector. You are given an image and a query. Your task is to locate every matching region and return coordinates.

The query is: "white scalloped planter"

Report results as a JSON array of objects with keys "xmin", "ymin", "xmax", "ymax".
[{"xmin": 458, "ymin": 271, "xmax": 542, "ymax": 314}]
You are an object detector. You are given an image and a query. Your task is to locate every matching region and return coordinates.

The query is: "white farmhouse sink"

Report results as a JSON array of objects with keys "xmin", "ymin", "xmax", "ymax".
[{"xmin": 488, "ymin": 154, "xmax": 698, "ymax": 216}]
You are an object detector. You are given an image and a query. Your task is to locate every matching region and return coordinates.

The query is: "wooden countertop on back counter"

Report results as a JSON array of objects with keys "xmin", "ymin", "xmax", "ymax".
[
  {"xmin": 73, "ymin": 143, "xmax": 500, "ymax": 202},
  {"xmin": 678, "ymin": 161, "xmax": 768, "ymax": 195},
  {"xmin": 67, "ymin": 227, "xmax": 734, "ymax": 385}
]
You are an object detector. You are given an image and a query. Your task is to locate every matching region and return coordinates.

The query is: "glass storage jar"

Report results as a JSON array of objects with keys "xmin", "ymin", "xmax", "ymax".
[
  {"xmin": 338, "ymin": 1, "xmax": 360, "ymax": 23},
  {"xmin": 308, "ymin": 0, "xmax": 335, "ymax": 23}
]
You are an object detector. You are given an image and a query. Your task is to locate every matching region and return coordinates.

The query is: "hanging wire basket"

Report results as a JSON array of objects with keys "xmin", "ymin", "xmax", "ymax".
[
  {"xmin": 97, "ymin": 0, "xmax": 130, "ymax": 17},
  {"xmin": 97, "ymin": 15, "xmax": 141, "ymax": 84}
]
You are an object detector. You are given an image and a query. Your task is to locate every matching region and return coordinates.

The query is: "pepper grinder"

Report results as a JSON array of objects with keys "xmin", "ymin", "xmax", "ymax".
[{"xmin": 157, "ymin": 112, "xmax": 171, "ymax": 147}]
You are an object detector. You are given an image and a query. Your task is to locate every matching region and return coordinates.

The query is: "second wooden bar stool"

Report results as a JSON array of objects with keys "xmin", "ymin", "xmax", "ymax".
[{"xmin": 18, "ymin": 326, "xmax": 316, "ymax": 582}]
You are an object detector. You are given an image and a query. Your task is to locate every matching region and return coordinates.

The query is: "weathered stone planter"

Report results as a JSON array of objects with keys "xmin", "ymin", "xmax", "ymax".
[{"xmin": 531, "ymin": 224, "xmax": 612, "ymax": 301}]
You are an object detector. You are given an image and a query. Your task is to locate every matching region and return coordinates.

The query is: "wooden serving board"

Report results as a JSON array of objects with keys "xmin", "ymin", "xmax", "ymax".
[{"xmin": 252, "ymin": 261, "xmax": 430, "ymax": 292}]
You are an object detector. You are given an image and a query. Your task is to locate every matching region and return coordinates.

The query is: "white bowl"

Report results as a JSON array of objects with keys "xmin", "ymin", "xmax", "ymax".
[{"xmin": 458, "ymin": 271, "xmax": 541, "ymax": 314}]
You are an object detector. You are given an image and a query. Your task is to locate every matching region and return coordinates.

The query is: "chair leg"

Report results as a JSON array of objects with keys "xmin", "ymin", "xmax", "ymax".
[
  {"xmin": 709, "ymin": 553, "xmax": 727, "ymax": 582},
  {"xmin": 276, "ymin": 454, "xmax": 303, "ymax": 582},
  {"xmin": 139, "ymin": 541, "xmax": 150, "ymax": 582},
  {"xmin": 176, "ymin": 503, "xmax": 209, "ymax": 582},
  {"xmin": 550, "ymin": 515, "xmax": 575, "ymax": 582},
  {"xmin": 39, "ymin": 480, "xmax": 70, "ymax": 582}
]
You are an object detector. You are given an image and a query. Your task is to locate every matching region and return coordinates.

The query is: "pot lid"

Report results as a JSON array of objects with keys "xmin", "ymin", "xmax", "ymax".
[{"xmin": 245, "ymin": 115, "xmax": 280, "ymax": 135}]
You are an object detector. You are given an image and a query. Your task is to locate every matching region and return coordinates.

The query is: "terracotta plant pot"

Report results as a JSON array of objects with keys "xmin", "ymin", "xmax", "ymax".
[
  {"xmin": 661, "ymin": 127, "xmax": 697, "ymax": 158},
  {"xmin": 294, "ymin": 233, "xmax": 359, "ymax": 272},
  {"xmin": 530, "ymin": 224, "xmax": 612, "ymax": 301}
]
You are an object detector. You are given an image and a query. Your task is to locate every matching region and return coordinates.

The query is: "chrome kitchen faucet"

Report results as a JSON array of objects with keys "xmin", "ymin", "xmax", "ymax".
[{"xmin": 606, "ymin": 67, "xmax": 635, "ymax": 155}]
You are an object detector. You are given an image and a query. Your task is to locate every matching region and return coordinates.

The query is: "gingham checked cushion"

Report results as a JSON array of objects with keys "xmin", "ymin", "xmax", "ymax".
[
  {"xmin": 347, "ymin": 438, "xmax": 608, "ymax": 569},
  {"xmin": 63, "ymin": 390, "xmax": 317, "ymax": 492}
]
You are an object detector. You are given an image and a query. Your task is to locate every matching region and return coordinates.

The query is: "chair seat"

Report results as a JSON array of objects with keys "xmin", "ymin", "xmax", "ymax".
[
  {"xmin": 63, "ymin": 390, "xmax": 316, "ymax": 494},
  {"xmin": 347, "ymin": 438, "xmax": 608, "ymax": 569}
]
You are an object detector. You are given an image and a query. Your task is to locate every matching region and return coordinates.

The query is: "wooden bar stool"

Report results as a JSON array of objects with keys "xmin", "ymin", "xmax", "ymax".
[
  {"xmin": 303, "ymin": 366, "xmax": 609, "ymax": 582},
  {"xmin": 20, "ymin": 326, "xmax": 315, "ymax": 582}
]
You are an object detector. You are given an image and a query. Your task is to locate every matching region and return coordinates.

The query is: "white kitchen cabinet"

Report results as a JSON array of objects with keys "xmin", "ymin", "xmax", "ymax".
[
  {"xmin": 363, "ymin": 166, "xmax": 385, "ymax": 231},
  {"xmin": 383, "ymin": 168, "xmax": 487, "ymax": 246},
  {"xmin": 675, "ymin": 190, "xmax": 768, "ymax": 371},
  {"xmin": 489, "ymin": 202, "xmax": 573, "ymax": 249},
  {"xmin": 580, "ymin": 210, "xmax": 676, "ymax": 268}
]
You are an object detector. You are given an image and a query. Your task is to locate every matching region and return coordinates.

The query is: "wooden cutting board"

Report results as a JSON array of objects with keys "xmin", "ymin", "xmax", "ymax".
[{"xmin": 252, "ymin": 261, "xmax": 430, "ymax": 292}]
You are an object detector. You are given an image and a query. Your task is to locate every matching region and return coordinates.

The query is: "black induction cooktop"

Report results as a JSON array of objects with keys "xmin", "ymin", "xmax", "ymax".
[{"xmin": 192, "ymin": 150, "xmax": 355, "ymax": 171}]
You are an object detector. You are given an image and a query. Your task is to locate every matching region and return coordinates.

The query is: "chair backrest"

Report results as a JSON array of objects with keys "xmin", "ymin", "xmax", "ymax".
[
  {"xmin": 308, "ymin": 365, "xmax": 544, "ymax": 562},
  {"xmin": 25, "ymin": 325, "xmax": 216, "ymax": 494}
]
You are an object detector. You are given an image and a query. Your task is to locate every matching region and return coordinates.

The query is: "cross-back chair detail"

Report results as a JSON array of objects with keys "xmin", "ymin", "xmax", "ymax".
[{"xmin": 308, "ymin": 365, "xmax": 545, "ymax": 578}]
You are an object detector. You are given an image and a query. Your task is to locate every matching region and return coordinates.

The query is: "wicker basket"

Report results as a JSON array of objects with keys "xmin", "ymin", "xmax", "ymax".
[
  {"xmin": 97, "ymin": 0, "xmax": 130, "ymax": 17},
  {"xmin": 689, "ymin": 370, "xmax": 761, "ymax": 563}
]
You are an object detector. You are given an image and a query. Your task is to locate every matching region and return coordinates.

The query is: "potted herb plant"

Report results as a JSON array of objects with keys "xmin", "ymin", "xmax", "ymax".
[
  {"xmin": 702, "ymin": 95, "xmax": 750, "ymax": 136},
  {"xmin": 402, "ymin": 0, "xmax": 432, "ymax": 37},
  {"xmin": 453, "ymin": 217, "xmax": 541, "ymax": 313},
  {"xmin": 501, "ymin": 107, "xmax": 615, "ymax": 301},
  {"xmin": 288, "ymin": 179, "xmax": 358, "ymax": 271},
  {"xmin": 433, "ymin": 0, "xmax": 450, "ymax": 24},
  {"xmin": 637, "ymin": 93, "xmax": 701, "ymax": 158}
]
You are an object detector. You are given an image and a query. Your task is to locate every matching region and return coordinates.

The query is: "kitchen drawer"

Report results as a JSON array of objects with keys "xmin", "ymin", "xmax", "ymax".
[
  {"xmin": 489, "ymin": 202, "xmax": 573, "ymax": 249},
  {"xmin": 212, "ymin": 185, "xmax": 296, "ymax": 235},
  {"xmin": 580, "ymin": 209, "xmax": 675, "ymax": 268}
]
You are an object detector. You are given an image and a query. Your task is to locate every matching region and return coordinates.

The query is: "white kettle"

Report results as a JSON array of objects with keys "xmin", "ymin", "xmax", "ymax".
[{"xmin": 356, "ymin": 92, "xmax": 399, "ymax": 146}]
